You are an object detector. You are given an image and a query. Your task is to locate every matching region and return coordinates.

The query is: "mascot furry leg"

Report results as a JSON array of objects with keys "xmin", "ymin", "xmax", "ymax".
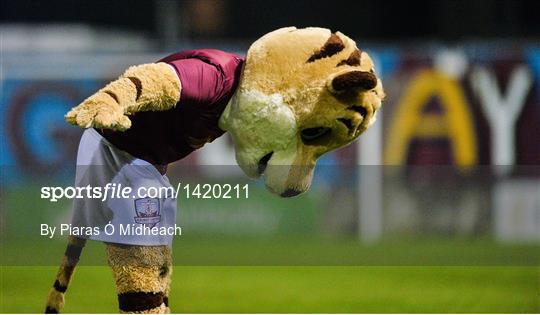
[
  {"xmin": 106, "ymin": 244, "xmax": 172, "ymax": 313},
  {"xmin": 45, "ymin": 236, "xmax": 87, "ymax": 313},
  {"xmin": 45, "ymin": 238, "xmax": 172, "ymax": 314}
]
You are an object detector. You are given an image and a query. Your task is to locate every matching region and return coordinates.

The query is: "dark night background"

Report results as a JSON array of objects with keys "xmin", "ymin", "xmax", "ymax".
[{"xmin": 2, "ymin": 0, "xmax": 539, "ymax": 41}]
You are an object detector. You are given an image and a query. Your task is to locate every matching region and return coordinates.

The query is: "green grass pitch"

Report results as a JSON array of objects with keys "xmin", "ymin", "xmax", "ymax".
[
  {"xmin": 2, "ymin": 185, "xmax": 539, "ymax": 312},
  {"xmin": 1, "ymin": 266, "xmax": 539, "ymax": 313}
]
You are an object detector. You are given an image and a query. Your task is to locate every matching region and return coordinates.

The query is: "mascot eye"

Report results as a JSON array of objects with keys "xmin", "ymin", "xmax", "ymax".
[{"xmin": 301, "ymin": 127, "xmax": 331, "ymax": 143}]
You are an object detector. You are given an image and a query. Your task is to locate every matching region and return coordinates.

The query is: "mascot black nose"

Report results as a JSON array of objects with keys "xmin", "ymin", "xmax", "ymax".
[{"xmin": 281, "ymin": 188, "xmax": 302, "ymax": 197}]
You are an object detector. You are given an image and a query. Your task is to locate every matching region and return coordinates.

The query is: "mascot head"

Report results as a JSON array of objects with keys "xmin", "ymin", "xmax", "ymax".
[{"xmin": 220, "ymin": 27, "xmax": 385, "ymax": 197}]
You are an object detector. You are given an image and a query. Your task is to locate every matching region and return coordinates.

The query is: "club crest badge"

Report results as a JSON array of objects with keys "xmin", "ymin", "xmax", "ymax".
[{"xmin": 134, "ymin": 198, "xmax": 161, "ymax": 227}]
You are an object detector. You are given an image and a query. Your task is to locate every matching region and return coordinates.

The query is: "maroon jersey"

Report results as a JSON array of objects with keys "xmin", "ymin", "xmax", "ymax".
[{"xmin": 99, "ymin": 49, "xmax": 244, "ymax": 169}]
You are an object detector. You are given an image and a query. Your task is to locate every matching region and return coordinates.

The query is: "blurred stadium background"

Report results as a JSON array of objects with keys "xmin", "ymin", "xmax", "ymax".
[{"xmin": 1, "ymin": 0, "xmax": 539, "ymax": 313}]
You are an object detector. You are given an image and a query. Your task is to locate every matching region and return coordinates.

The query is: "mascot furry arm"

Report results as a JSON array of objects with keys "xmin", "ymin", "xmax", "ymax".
[
  {"xmin": 46, "ymin": 27, "xmax": 384, "ymax": 314},
  {"xmin": 65, "ymin": 62, "xmax": 181, "ymax": 130}
]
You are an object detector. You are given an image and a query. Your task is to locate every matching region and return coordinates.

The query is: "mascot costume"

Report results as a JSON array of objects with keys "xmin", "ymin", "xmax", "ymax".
[{"xmin": 45, "ymin": 27, "xmax": 384, "ymax": 313}]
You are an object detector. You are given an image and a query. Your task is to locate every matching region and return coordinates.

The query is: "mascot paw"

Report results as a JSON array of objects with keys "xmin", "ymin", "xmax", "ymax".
[{"xmin": 65, "ymin": 97, "xmax": 132, "ymax": 131}]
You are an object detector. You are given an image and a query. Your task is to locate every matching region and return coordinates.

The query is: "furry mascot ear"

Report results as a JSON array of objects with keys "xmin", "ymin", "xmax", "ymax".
[{"xmin": 326, "ymin": 69, "xmax": 378, "ymax": 94}]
